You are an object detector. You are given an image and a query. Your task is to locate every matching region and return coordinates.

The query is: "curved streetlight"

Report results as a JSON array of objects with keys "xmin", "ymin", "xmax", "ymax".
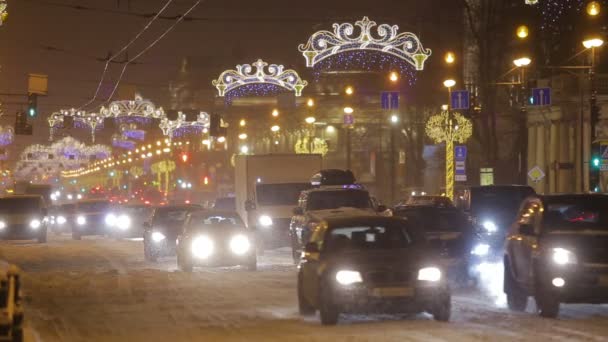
[
  {"xmin": 583, "ymin": 38, "xmax": 604, "ymax": 49},
  {"xmin": 305, "ymin": 117, "xmax": 316, "ymax": 124},
  {"xmin": 444, "ymin": 52, "xmax": 455, "ymax": 64},
  {"xmin": 443, "ymin": 79, "xmax": 456, "ymax": 88},
  {"xmin": 389, "ymin": 71, "xmax": 399, "ymax": 82},
  {"xmin": 516, "ymin": 25, "xmax": 529, "ymax": 39},
  {"xmin": 513, "ymin": 57, "xmax": 532, "ymax": 67},
  {"xmin": 271, "ymin": 125, "xmax": 280, "ymax": 132},
  {"xmin": 587, "ymin": 1, "xmax": 600, "ymax": 16}
]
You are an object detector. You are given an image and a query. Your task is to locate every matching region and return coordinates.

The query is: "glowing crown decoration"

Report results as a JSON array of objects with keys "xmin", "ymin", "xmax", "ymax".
[
  {"xmin": 99, "ymin": 95, "xmax": 165, "ymax": 119},
  {"xmin": 213, "ymin": 59, "xmax": 308, "ymax": 97},
  {"xmin": 159, "ymin": 111, "xmax": 210, "ymax": 137},
  {"xmin": 298, "ymin": 16, "xmax": 432, "ymax": 71}
]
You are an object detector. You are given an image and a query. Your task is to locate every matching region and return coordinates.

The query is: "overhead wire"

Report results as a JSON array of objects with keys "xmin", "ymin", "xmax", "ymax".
[
  {"xmin": 105, "ymin": 0, "xmax": 204, "ymax": 103},
  {"xmin": 78, "ymin": 0, "xmax": 175, "ymax": 110}
]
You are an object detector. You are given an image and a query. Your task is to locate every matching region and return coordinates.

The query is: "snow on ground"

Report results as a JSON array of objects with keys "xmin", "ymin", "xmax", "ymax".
[{"xmin": 0, "ymin": 235, "xmax": 607, "ymax": 341}]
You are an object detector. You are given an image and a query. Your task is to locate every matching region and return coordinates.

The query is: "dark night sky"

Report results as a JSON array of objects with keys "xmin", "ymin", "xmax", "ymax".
[{"xmin": 0, "ymin": 0, "xmax": 463, "ymax": 143}]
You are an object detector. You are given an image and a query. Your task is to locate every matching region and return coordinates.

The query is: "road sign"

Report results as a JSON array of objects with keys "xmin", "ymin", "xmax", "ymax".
[
  {"xmin": 455, "ymin": 145, "xmax": 467, "ymax": 160},
  {"xmin": 528, "ymin": 166, "xmax": 545, "ymax": 183},
  {"xmin": 530, "ymin": 88, "xmax": 551, "ymax": 106},
  {"xmin": 601, "ymin": 143, "xmax": 608, "ymax": 172},
  {"xmin": 343, "ymin": 114, "xmax": 354, "ymax": 125},
  {"xmin": 480, "ymin": 168, "xmax": 494, "ymax": 186},
  {"xmin": 381, "ymin": 91, "xmax": 399, "ymax": 110},
  {"xmin": 451, "ymin": 90, "xmax": 470, "ymax": 110}
]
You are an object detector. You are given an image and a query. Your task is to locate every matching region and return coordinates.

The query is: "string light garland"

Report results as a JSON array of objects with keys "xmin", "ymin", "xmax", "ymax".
[
  {"xmin": 299, "ymin": 16, "xmax": 432, "ymax": 71},
  {"xmin": 537, "ymin": 0, "xmax": 606, "ymax": 31},
  {"xmin": 213, "ymin": 59, "xmax": 308, "ymax": 97}
]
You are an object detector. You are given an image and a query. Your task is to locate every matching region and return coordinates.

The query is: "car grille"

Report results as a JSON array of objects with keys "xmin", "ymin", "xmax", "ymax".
[
  {"xmin": 365, "ymin": 270, "xmax": 411, "ymax": 285},
  {"xmin": 581, "ymin": 248, "xmax": 608, "ymax": 264}
]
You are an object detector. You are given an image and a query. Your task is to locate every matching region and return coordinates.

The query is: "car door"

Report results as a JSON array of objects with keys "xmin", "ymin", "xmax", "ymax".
[
  {"xmin": 301, "ymin": 223, "xmax": 326, "ymax": 305},
  {"xmin": 510, "ymin": 199, "xmax": 541, "ymax": 287}
]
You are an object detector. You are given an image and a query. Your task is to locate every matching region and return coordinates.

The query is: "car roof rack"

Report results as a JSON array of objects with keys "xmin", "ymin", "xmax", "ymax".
[{"xmin": 310, "ymin": 169, "xmax": 356, "ymax": 186}]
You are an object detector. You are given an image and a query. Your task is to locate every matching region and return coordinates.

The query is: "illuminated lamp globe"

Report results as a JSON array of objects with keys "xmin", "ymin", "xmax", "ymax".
[
  {"xmin": 238, "ymin": 133, "xmax": 248, "ymax": 140},
  {"xmin": 583, "ymin": 38, "xmax": 604, "ymax": 49},
  {"xmin": 307, "ymin": 98, "xmax": 315, "ymax": 107},
  {"xmin": 587, "ymin": 1, "xmax": 600, "ymax": 16},
  {"xmin": 513, "ymin": 57, "xmax": 532, "ymax": 67},
  {"xmin": 326, "ymin": 125, "xmax": 336, "ymax": 133},
  {"xmin": 272, "ymin": 109, "xmax": 279, "ymax": 117},
  {"xmin": 305, "ymin": 117, "xmax": 316, "ymax": 124},
  {"xmin": 271, "ymin": 125, "xmax": 280, "ymax": 132},
  {"xmin": 444, "ymin": 52, "xmax": 455, "ymax": 64},
  {"xmin": 389, "ymin": 72, "xmax": 399, "ymax": 82},
  {"xmin": 516, "ymin": 25, "xmax": 529, "ymax": 39},
  {"xmin": 239, "ymin": 119, "xmax": 246, "ymax": 127},
  {"xmin": 345, "ymin": 86, "xmax": 354, "ymax": 95},
  {"xmin": 443, "ymin": 79, "xmax": 456, "ymax": 88},
  {"xmin": 343, "ymin": 107, "xmax": 354, "ymax": 114},
  {"xmin": 240, "ymin": 145, "xmax": 249, "ymax": 154},
  {"xmin": 217, "ymin": 136, "xmax": 226, "ymax": 143}
]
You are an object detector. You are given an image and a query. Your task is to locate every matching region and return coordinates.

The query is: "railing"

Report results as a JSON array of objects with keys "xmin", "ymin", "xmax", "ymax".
[{"xmin": 0, "ymin": 264, "xmax": 23, "ymax": 342}]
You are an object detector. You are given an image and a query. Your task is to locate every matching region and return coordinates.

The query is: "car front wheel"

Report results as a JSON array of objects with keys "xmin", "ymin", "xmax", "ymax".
[
  {"xmin": 319, "ymin": 281, "xmax": 339, "ymax": 325},
  {"xmin": 504, "ymin": 261, "xmax": 527, "ymax": 311},
  {"xmin": 431, "ymin": 290, "xmax": 451, "ymax": 322},
  {"xmin": 297, "ymin": 274, "xmax": 315, "ymax": 316},
  {"xmin": 177, "ymin": 250, "xmax": 193, "ymax": 272},
  {"xmin": 536, "ymin": 286, "xmax": 560, "ymax": 318}
]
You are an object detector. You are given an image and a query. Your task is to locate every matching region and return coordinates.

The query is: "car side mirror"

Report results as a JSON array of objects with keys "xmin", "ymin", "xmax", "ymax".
[
  {"xmin": 293, "ymin": 207, "xmax": 304, "ymax": 216},
  {"xmin": 304, "ymin": 242, "xmax": 319, "ymax": 254},
  {"xmin": 245, "ymin": 200, "xmax": 256, "ymax": 211},
  {"xmin": 520, "ymin": 224, "xmax": 535, "ymax": 236}
]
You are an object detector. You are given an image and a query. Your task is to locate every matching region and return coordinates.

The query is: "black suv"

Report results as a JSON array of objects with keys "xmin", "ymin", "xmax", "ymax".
[
  {"xmin": 504, "ymin": 194, "xmax": 608, "ymax": 318},
  {"xmin": 394, "ymin": 204, "xmax": 475, "ymax": 284},
  {"xmin": 143, "ymin": 205, "xmax": 201, "ymax": 262},
  {"xmin": 297, "ymin": 215, "xmax": 450, "ymax": 325},
  {"xmin": 290, "ymin": 184, "xmax": 383, "ymax": 263}
]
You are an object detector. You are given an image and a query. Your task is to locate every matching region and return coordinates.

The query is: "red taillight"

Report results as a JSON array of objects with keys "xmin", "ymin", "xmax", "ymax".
[
  {"xmin": 145, "ymin": 200, "xmax": 150, "ymax": 205},
  {"xmin": 185, "ymin": 200, "xmax": 190, "ymax": 204}
]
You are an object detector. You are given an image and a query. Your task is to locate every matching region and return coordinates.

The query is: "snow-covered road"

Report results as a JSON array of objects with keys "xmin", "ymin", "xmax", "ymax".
[{"xmin": 1, "ymin": 235, "xmax": 607, "ymax": 341}]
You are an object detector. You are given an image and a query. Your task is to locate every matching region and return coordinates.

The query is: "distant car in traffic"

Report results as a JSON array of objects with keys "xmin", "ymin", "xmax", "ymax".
[
  {"xmin": 504, "ymin": 194, "xmax": 608, "ymax": 318},
  {"xmin": 0, "ymin": 195, "xmax": 48, "ymax": 243},
  {"xmin": 176, "ymin": 210, "xmax": 257, "ymax": 272},
  {"xmin": 106, "ymin": 204, "xmax": 153, "ymax": 239},
  {"xmin": 71, "ymin": 200, "xmax": 113, "ymax": 240},
  {"xmin": 290, "ymin": 183, "xmax": 385, "ymax": 263},
  {"xmin": 297, "ymin": 215, "xmax": 451, "ymax": 325},
  {"xmin": 143, "ymin": 205, "xmax": 200, "ymax": 262},
  {"xmin": 52, "ymin": 202, "xmax": 76, "ymax": 234},
  {"xmin": 394, "ymin": 205, "xmax": 475, "ymax": 284}
]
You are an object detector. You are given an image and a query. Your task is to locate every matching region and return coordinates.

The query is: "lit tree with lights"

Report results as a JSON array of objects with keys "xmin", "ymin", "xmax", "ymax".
[{"xmin": 426, "ymin": 110, "xmax": 473, "ymax": 200}]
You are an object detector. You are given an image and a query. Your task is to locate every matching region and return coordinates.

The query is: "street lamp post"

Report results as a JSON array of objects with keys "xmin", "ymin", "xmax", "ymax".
[
  {"xmin": 583, "ymin": 37, "xmax": 604, "ymax": 191},
  {"xmin": 514, "ymin": 56, "xmax": 531, "ymax": 184}
]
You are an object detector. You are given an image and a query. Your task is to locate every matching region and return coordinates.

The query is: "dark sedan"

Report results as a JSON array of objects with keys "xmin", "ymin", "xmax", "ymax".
[
  {"xmin": 143, "ymin": 205, "xmax": 199, "ymax": 262},
  {"xmin": 71, "ymin": 200, "xmax": 112, "ymax": 240},
  {"xmin": 176, "ymin": 210, "xmax": 256, "ymax": 272},
  {"xmin": 298, "ymin": 216, "xmax": 451, "ymax": 325},
  {"xmin": 504, "ymin": 194, "xmax": 608, "ymax": 318}
]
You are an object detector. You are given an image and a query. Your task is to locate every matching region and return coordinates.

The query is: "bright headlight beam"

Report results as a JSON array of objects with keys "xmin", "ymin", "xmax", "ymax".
[
  {"xmin": 230, "ymin": 235, "xmax": 251, "ymax": 255},
  {"xmin": 471, "ymin": 243, "xmax": 490, "ymax": 256},
  {"xmin": 335, "ymin": 270, "xmax": 363, "ymax": 285},
  {"xmin": 151, "ymin": 232, "xmax": 166, "ymax": 242},
  {"xmin": 30, "ymin": 219, "xmax": 41, "ymax": 229},
  {"xmin": 418, "ymin": 267, "xmax": 442, "ymax": 282},
  {"xmin": 116, "ymin": 215, "xmax": 131, "ymax": 230},
  {"xmin": 552, "ymin": 248, "xmax": 576, "ymax": 265},
  {"xmin": 57, "ymin": 216, "xmax": 66, "ymax": 225},
  {"xmin": 482, "ymin": 220, "xmax": 497, "ymax": 233},
  {"xmin": 258, "ymin": 215, "xmax": 273, "ymax": 227},
  {"xmin": 77, "ymin": 216, "xmax": 86, "ymax": 225},
  {"xmin": 105, "ymin": 214, "xmax": 117, "ymax": 226},
  {"xmin": 192, "ymin": 236, "xmax": 214, "ymax": 259},
  {"xmin": 0, "ymin": 221, "xmax": 5, "ymax": 229}
]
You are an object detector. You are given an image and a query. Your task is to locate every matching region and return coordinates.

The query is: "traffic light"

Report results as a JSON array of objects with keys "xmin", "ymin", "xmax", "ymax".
[
  {"xmin": 590, "ymin": 142, "xmax": 601, "ymax": 192},
  {"xmin": 27, "ymin": 93, "xmax": 38, "ymax": 118}
]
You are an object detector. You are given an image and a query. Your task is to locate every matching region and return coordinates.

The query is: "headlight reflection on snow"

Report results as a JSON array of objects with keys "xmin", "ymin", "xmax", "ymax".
[{"xmin": 475, "ymin": 262, "xmax": 506, "ymax": 307}]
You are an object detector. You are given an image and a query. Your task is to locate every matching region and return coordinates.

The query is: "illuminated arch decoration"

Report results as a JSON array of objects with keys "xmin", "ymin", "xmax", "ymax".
[
  {"xmin": 159, "ymin": 111, "xmax": 210, "ymax": 138},
  {"xmin": 0, "ymin": 126, "xmax": 14, "ymax": 161},
  {"xmin": 212, "ymin": 59, "xmax": 308, "ymax": 98},
  {"xmin": 0, "ymin": 1, "xmax": 7, "ymax": 26},
  {"xmin": 99, "ymin": 95, "xmax": 165, "ymax": 122},
  {"xmin": 298, "ymin": 17, "xmax": 432, "ymax": 72},
  {"xmin": 295, "ymin": 137, "xmax": 329, "ymax": 156}
]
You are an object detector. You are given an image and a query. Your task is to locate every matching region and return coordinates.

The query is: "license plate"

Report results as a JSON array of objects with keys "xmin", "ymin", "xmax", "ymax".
[
  {"xmin": 599, "ymin": 275, "xmax": 608, "ymax": 286},
  {"xmin": 369, "ymin": 287, "xmax": 414, "ymax": 297}
]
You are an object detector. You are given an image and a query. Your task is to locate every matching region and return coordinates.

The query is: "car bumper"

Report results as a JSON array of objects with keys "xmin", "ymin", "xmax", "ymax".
[
  {"xmin": 0, "ymin": 225, "xmax": 45, "ymax": 240},
  {"xmin": 73, "ymin": 223, "xmax": 108, "ymax": 236},
  {"xmin": 539, "ymin": 263, "xmax": 608, "ymax": 304},
  {"xmin": 330, "ymin": 283, "xmax": 449, "ymax": 313},
  {"xmin": 191, "ymin": 250, "xmax": 256, "ymax": 267}
]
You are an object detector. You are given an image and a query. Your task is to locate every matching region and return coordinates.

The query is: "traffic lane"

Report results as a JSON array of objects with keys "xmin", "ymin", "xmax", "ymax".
[{"xmin": 0, "ymin": 237, "xmax": 607, "ymax": 341}]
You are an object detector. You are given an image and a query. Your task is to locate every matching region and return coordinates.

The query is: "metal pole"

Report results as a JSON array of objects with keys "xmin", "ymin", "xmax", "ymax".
[
  {"xmin": 590, "ymin": 47, "xmax": 598, "ymax": 191},
  {"xmin": 346, "ymin": 126, "xmax": 351, "ymax": 170},
  {"xmin": 390, "ymin": 125, "xmax": 396, "ymax": 204},
  {"xmin": 520, "ymin": 67, "xmax": 528, "ymax": 184},
  {"xmin": 446, "ymin": 87, "xmax": 454, "ymax": 201}
]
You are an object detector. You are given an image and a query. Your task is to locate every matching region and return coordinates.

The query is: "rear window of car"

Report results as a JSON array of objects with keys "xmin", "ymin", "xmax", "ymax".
[
  {"xmin": 395, "ymin": 208, "xmax": 469, "ymax": 232},
  {"xmin": 325, "ymin": 224, "xmax": 413, "ymax": 251},
  {"xmin": 544, "ymin": 197, "xmax": 608, "ymax": 231}
]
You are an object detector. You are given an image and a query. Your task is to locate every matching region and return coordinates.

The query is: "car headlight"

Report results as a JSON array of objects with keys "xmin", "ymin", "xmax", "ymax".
[
  {"xmin": 192, "ymin": 235, "xmax": 214, "ymax": 259},
  {"xmin": 418, "ymin": 267, "xmax": 442, "ymax": 282},
  {"xmin": 77, "ymin": 216, "xmax": 86, "ymax": 225},
  {"xmin": 0, "ymin": 221, "xmax": 6, "ymax": 230},
  {"xmin": 482, "ymin": 220, "xmax": 497, "ymax": 233},
  {"xmin": 105, "ymin": 214, "xmax": 117, "ymax": 226},
  {"xmin": 258, "ymin": 215, "xmax": 273, "ymax": 227},
  {"xmin": 151, "ymin": 231, "xmax": 166, "ymax": 243},
  {"xmin": 116, "ymin": 215, "xmax": 131, "ymax": 230},
  {"xmin": 57, "ymin": 216, "xmax": 67, "ymax": 225},
  {"xmin": 552, "ymin": 248, "xmax": 577, "ymax": 265},
  {"xmin": 335, "ymin": 270, "xmax": 363, "ymax": 285},
  {"xmin": 471, "ymin": 243, "xmax": 490, "ymax": 256},
  {"xmin": 229, "ymin": 234, "xmax": 251, "ymax": 255},
  {"xmin": 30, "ymin": 219, "xmax": 41, "ymax": 229}
]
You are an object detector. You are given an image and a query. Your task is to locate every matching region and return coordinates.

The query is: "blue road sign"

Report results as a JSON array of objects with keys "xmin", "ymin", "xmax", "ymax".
[
  {"xmin": 343, "ymin": 114, "xmax": 354, "ymax": 125},
  {"xmin": 531, "ymin": 88, "xmax": 551, "ymax": 106},
  {"xmin": 451, "ymin": 90, "xmax": 470, "ymax": 110},
  {"xmin": 381, "ymin": 91, "xmax": 399, "ymax": 110},
  {"xmin": 455, "ymin": 145, "xmax": 467, "ymax": 160}
]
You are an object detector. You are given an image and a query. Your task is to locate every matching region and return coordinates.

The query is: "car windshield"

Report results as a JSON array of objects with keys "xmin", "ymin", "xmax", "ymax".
[
  {"xmin": 214, "ymin": 198, "xmax": 236, "ymax": 210},
  {"xmin": 78, "ymin": 201, "xmax": 110, "ymax": 212},
  {"xmin": 544, "ymin": 197, "xmax": 608, "ymax": 231},
  {"xmin": 191, "ymin": 214, "xmax": 244, "ymax": 227},
  {"xmin": 326, "ymin": 224, "xmax": 413, "ymax": 251},
  {"xmin": 0, "ymin": 197, "xmax": 42, "ymax": 213},
  {"xmin": 154, "ymin": 208, "xmax": 190, "ymax": 225},
  {"xmin": 307, "ymin": 190, "xmax": 372, "ymax": 211},
  {"xmin": 256, "ymin": 183, "xmax": 311, "ymax": 206},
  {"xmin": 395, "ymin": 208, "xmax": 469, "ymax": 232}
]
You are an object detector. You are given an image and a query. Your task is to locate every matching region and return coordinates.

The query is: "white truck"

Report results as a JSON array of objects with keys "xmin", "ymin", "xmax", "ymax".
[{"xmin": 235, "ymin": 154, "xmax": 322, "ymax": 251}]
